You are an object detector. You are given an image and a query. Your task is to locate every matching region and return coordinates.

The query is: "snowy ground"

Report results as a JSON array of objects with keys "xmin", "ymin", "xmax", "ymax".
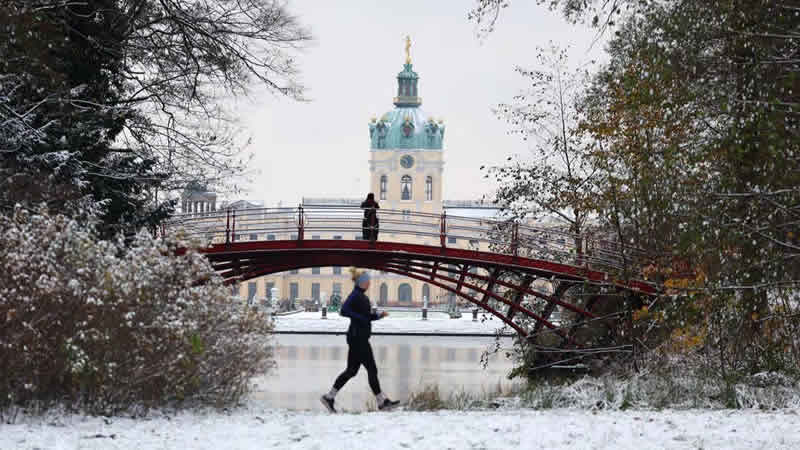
[
  {"xmin": 3, "ymin": 406, "xmax": 799, "ymax": 449},
  {"xmin": 5, "ymin": 314, "xmax": 798, "ymax": 449},
  {"xmin": 273, "ymin": 311, "xmax": 513, "ymax": 335}
]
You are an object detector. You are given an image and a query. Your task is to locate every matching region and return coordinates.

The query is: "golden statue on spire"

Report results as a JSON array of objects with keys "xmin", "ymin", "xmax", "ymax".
[{"xmin": 405, "ymin": 35, "xmax": 412, "ymax": 64}]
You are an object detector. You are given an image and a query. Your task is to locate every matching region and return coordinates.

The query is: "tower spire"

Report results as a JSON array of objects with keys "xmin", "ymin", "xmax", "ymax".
[{"xmin": 394, "ymin": 37, "xmax": 421, "ymax": 107}]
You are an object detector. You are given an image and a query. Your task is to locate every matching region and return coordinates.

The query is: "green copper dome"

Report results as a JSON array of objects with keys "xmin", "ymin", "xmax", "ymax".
[{"xmin": 369, "ymin": 62, "xmax": 445, "ymax": 150}]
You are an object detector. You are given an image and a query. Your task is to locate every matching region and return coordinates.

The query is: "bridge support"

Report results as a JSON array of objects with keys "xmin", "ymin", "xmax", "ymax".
[{"xmin": 195, "ymin": 237, "xmax": 655, "ymax": 346}]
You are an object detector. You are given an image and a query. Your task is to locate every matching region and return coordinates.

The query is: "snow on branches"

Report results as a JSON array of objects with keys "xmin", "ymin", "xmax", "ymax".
[{"xmin": 0, "ymin": 206, "xmax": 273, "ymax": 413}]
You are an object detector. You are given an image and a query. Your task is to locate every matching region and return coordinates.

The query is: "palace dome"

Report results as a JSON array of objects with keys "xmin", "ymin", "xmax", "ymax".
[{"xmin": 368, "ymin": 61, "xmax": 445, "ymax": 150}]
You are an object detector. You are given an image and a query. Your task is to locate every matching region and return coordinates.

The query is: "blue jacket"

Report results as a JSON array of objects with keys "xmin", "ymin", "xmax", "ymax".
[{"xmin": 340, "ymin": 286, "xmax": 380, "ymax": 340}]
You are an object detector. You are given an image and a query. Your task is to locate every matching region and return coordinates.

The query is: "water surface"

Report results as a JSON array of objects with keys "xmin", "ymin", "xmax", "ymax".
[{"xmin": 252, "ymin": 334, "xmax": 517, "ymax": 412}]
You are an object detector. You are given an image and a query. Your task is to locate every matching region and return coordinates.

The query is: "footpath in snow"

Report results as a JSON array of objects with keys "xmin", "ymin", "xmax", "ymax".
[
  {"xmin": 272, "ymin": 310, "xmax": 513, "ymax": 335},
  {"xmin": 2, "ymin": 406, "xmax": 799, "ymax": 450}
]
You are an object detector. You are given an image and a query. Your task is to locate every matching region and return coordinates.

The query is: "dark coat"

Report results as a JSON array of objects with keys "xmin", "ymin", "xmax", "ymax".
[
  {"xmin": 361, "ymin": 199, "xmax": 379, "ymax": 226},
  {"xmin": 340, "ymin": 285, "xmax": 380, "ymax": 340}
]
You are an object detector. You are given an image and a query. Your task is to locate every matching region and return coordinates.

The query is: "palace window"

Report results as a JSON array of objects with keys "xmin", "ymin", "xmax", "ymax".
[
  {"xmin": 425, "ymin": 176, "xmax": 433, "ymax": 201},
  {"xmin": 401, "ymin": 175, "xmax": 412, "ymax": 200},
  {"xmin": 247, "ymin": 282, "xmax": 257, "ymax": 304},
  {"xmin": 380, "ymin": 175, "xmax": 387, "ymax": 200},
  {"xmin": 398, "ymin": 283, "xmax": 413, "ymax": 303},
  {"xmin": 379, "ymin": 283, "xmax": 388, "ymax": 306}
]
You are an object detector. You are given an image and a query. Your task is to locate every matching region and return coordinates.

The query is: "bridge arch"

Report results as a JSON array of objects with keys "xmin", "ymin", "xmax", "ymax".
[{"xmin": 170, "ymin": 206, "xmax": 658, "ymax": 350}]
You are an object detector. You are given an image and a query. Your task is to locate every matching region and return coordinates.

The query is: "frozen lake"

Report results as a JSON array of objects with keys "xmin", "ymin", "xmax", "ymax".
[{"xmin": 252, "ymin": 334, "xmax": 518, "ymax": 412}]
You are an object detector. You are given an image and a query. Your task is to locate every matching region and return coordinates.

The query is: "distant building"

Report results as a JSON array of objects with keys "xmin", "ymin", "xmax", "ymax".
[
  {"xmin": 209, "ymin": 45, "xmax": 528, "ymax": 307},
  {"xmin": 180, "ymin": 181, "xmax": 217, "ymax": 215}
]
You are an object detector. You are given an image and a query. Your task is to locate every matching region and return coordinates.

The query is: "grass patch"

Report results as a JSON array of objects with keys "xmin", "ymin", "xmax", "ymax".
[{"xmin": 404, "ymin": 381, "xmax": 525, "ymax": 412}]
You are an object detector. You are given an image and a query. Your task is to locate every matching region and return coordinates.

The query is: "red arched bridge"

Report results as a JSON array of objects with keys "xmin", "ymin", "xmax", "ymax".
[{"xmin": 166, "ymin": 205, "xmax": 659, "ymax": 351}]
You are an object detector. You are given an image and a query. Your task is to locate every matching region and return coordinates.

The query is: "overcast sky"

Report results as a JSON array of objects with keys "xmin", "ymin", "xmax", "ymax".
[{"xmin": 234, "ymin": 1, "xmax": 603, "ymax": 206}]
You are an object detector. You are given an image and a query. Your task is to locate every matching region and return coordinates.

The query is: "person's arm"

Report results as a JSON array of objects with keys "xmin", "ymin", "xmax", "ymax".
[{"xmin": 365, "ymin": 292, "xmax": 386, "ymax": 321}]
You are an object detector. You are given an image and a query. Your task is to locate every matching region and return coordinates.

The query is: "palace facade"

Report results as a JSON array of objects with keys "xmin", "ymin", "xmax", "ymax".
[{"xmin": 187, "ymin": 47, "xmax": 503, "ymax": 309}]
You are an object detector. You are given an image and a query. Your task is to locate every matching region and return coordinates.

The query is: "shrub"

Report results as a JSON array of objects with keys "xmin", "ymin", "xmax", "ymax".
[
  {"xmin": 407, "ymin": 385, "xmax": 446, "ymax": 411},
  {"xmin": 519, "ymin": 367, "xmax": 800, "ymax": 410},
  {"xmin": 404, "ymin": 382, "xmax": 524, "ymax": 411},
  {"xmin": 0, "ymin": 206, "xmax": 273, "ymax": 414}
]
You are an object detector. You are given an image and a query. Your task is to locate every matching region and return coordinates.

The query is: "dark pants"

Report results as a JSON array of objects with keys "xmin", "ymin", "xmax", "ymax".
[
  {"xmin": 362, "ymin": 219, "xmax": 379, "ymax": 241},
  {"xmin": 333, "ymin": 337, "xmax": 381, "ymax": 395}
]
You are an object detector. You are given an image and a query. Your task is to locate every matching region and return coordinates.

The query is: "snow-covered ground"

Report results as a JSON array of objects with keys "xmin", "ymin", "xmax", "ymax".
[
  {"xmin": 4, "ymin": 313, "xmax": 798, "ymax": 449},
  {"xmin": 3, "ymin": 406, "xmax": 799, "ymax": 449},
  {"xmin": 273, "ymin": 310, "xmax": 513, "ymax": 335}
]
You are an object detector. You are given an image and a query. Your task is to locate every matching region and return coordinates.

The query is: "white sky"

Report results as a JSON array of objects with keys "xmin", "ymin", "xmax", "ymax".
[{"xmin": 234, "ymin": 1, "xmax": 603, "ymax": 206}]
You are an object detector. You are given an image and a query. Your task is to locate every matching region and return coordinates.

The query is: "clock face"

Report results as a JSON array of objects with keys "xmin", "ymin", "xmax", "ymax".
[{"xmin": 400, "ymin": 155, "xmax": 414, "ymax": 169}]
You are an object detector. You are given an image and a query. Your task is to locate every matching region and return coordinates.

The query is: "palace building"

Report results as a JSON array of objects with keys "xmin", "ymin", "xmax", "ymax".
[{"xmin": 185, "ymin": 41, "xmax": 501, "ymax": 309}]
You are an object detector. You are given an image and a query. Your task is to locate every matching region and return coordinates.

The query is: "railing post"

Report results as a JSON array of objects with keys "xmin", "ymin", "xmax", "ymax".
[
  {"xmin": 511, "ymin": 221, "xmax": 519, "ymax": 257},
  {"xmin": 231, "ymin": 209, "xmax": 236, "ymax": 242},
  {"xmin": 225, "ymin": 208, "xmax": 231, "ymax": 245},
  {"xmin": 297, "ymin": 205, "xmax": 304, "ymax": 241},
  {"xmin": 440, "ymin": 211, "xmax": 447, "ymax": 248}
]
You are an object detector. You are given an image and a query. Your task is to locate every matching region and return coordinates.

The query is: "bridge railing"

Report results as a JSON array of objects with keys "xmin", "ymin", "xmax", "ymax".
[{"xmin": 163, "ymin": 205, "xmax": 653, "ymax": 275}]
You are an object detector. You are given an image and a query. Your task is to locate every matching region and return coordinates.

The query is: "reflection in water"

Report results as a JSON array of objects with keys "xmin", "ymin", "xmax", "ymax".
[{"xmin": 252, "ymin": 334, "xmax": 517, "ymax": 412}]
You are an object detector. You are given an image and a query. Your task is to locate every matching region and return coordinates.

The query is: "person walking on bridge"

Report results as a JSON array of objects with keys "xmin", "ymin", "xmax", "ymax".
[
  {"xmin": 361, "ymin": 193, "xmax": 379, "ymax": 241},
  {"xmin": 320, "ymin": 269, "xmax": 400, "ymax": 413}
]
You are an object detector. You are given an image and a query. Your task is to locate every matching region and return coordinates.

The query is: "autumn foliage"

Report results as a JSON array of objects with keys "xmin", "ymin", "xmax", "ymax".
[{"xmin": 482, "ymin": 0, "xmax": 800, "ymax": 380}]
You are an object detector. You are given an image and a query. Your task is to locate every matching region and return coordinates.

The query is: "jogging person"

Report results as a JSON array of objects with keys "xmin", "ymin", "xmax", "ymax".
[{"xmin": 320, "ymin": 269, "xmax": 400, "ymax": 412}]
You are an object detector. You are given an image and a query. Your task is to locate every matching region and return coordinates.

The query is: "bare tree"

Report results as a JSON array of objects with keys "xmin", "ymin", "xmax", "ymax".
[
  {"xmin": 116, "ymin": 0, "xmax": 312, "ymax": 191},
  {"xmin": 0, "ymin": 0, "xmax": 311, "ymax": 231},
  {"xmin": 484, "ymin": 44, "xmax": 598, "ymax": 245},
  {"xmin": 468, "ymin": 0, "xmax": 636, "ymax": 38}
]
